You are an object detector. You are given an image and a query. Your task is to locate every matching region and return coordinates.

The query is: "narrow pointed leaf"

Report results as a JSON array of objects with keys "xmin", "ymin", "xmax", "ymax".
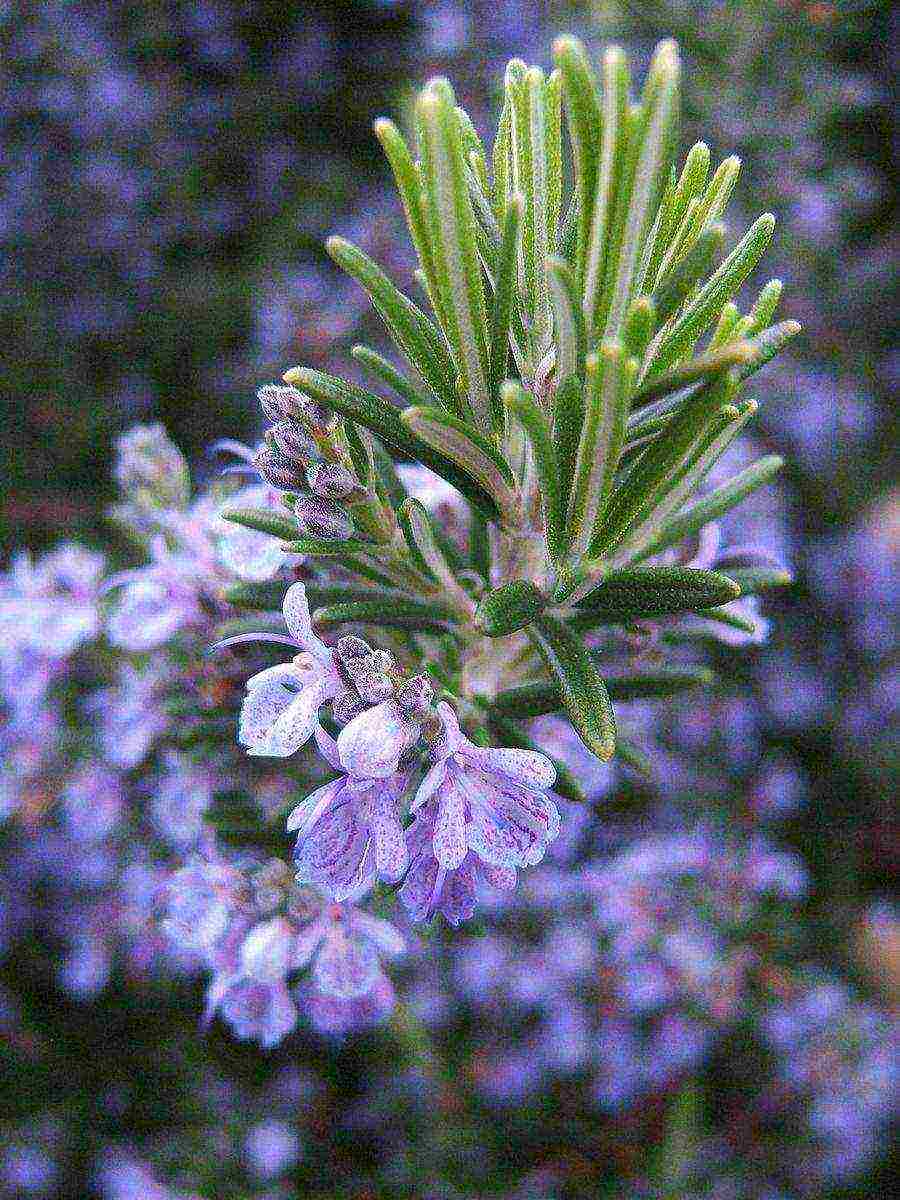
[
  {"xmin": 567, "ymin": 342, "xmax": 637, "ymax": 559},
  {"xmin": 373, "ymin": 117, "xmax": 449, "ymax": 335},
  {"xmin": 737, "ymin": 320, "xmax": 801, "ymax": 381},
  {"xmin": 610, "ymin": 398, "xmax": 757, "ymax": 564},
  {"xmin": 220, "ymin": 506, "xmax": 300, "ymax": 541},
  {"xmin": 529, "ymin": 613, "xmax": 617, "ymax": 760},
  {"xmin": 351, "ymin": 344, "xmax": 431, "ymax": 409},
  {"xmin": 583, "ymin": 45, "xmax": 629, "ymax": 331},
  {"xmin": 547, "ymin": 256, "xmax": 586, "ymax": 383},
  {"xmin": 476, "ymin": 580, "xmax": 546, "ymax": 637},
  {"xmin": 623, "ymin": 295, "xmax": 656, "ymax": 360},
  {"xmin": 313, "ymin": 597, "xmax": 460, "ymax": 634},
  {"xmin": 491, "ymin": 664, "xmax": 715, "ymax": 718},
  {"xmin": 280, "ymin": 535, "xmax": 381, "ymax": 556},
  {"xmin": 572, "ymin": 565, "xmax": 740, "ymax": 624},
  {"xmin": 649, "ymin": 222, "xmax": 724, "ymax": 325},
  {"xmin": 727, "ymin": 566, "xmax": 792, "ymax": 595},
  {"xmin": 551, "ymin": 374, "xmax": 585, "ymax": 513},
  {"xmin": 592, "ymin": 371, "xmax": 735, "ymax": 558},
  {"xmin": 398, "ymin": 497, "xmax": 465, "ymax": 594},
  {"xmin": 746, "ymin": 278, "xmax": 783, "ymax": 334},
  {"xmin": 648, "ymin": 213, "xmax": 775, "ymax": 377},
  {"xmin": 503, "ymin": 381, "xmax": 568, "ymax": 564},
  {"xmin": 631, "ymin": 340, "xmax": 754, "ymax": 407},
  {"xmin": 600, "ymin": 40, "xmax": 680, "ymax": 341},
  {"xmin": 417, "ymin": 80, "xmax": 492, "ymax": 430},
  {"xmin": 221, "ymin": 580, "xmax": 288, "ymax": 610},
  {"xmin": 401, "ymin": 406, "xmax": 518, "ymax": 521},
  {"xmin": 325, "ymin": 235, "xmax": 458, "ymax": 411},
  {"xmin": 637, "ymin": 455, "xmax": 785, "ymax": 559},
  {"xmin": 488, "ymin": 194, "xmax": 523, "ymax": 420},
  {"xmin": 552, "ymin": 35, "xmax": 602, "ymax": 280}
]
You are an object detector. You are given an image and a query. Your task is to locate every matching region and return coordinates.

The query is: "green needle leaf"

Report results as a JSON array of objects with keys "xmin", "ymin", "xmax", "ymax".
[
  {"xmin": 417, "ymin": 79, "xmax": 492, "ymax": 431},
  {"xmin": 313, "ymin": 597, "xmax": 460, "ymax": 635},
  {"xmin": 572, "ymin": 565, "xmax": 740, "ymax": 625},
  {"xmin": 552, "ymin": 35, "xmax": 602, "ymax": 282},
  {"xmin": 325, "ymin": 235, "xmax": 459, "ymax": 412},
  {"xmin": 648, "ymin": 212, "xmax": 776, "ymax": 378},
  {"xmin": 401, "ymin": 406, "xmax": 519, "ymax": 522},
  {"xmin": 488, "ymin": 194, "xmax": 524, "ymax": 422},
  {"xmin": 636, "ymin": 453, "xmax": 784, "ymax": 560},
  {"xmin": 476, "ymin": 580, "xmax": 547, "ymax": 636},
  {"xmin": 503, "ymin": 381, "xmax": 568, "ymax": 564},
  {"xmin": 530, "ymin": 613, "xmax": 617, "ymax": 760},
  {"xmin": 491, "ymin": 665, "xmax": 714, "ymax": 718},
  {"xmin": 567, "ymin": 342, "xmax": 637, "ymax": 560},
  {"xmin": 351, "ymin": 344, "xmax": 431, "ymax": 409},
  {"xmin": 220, "ymin": 506, "xmax": 300, "ymax": 542}
]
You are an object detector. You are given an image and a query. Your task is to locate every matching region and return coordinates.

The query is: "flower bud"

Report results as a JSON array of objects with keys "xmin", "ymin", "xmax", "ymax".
[
  {"xmin": 294, "ymin": 495, "xmax": 354, "ymax": 541},
  {"xmin": 269, "ymin": 421, "xmax": 319, "ymax": 466},
  {"xmin": 257, "ymin": 384, "xmax": 305, "ymax": 423},
  {"xmin": 331, "ymin": 688, "xmax": 367, "ymax": 726},
  {"xmin": 306, "ymin": 462, "xmax": 363, "ymax": 501},
  {"xmin": 254, "ymin": 447, "xmax": 305, "ymax": 491},
  {"xmin": 342, "ymin": 648, "xmax": 399, "ymax": 704},
  {"xmin": 396, "ymin": 673, "xmax": 435, "ymax": 721},
  {"xmin": 336, "ymin": 635, "xmax": 371, "ymax": 663}
]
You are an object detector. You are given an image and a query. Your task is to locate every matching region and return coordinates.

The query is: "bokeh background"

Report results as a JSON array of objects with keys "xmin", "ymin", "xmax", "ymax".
[{"xmin": 1, "ymin": 2, "xmax": 896, "ymax": 1198}]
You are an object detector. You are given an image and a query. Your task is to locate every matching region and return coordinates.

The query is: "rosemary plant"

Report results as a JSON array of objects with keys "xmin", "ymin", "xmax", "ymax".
[{"xmin": 221, "ymin": 37, "xmax": 797, "ymax": 922}]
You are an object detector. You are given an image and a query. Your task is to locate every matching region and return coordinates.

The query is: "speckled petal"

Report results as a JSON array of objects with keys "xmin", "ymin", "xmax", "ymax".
[{"xmin": 433, "ymin": 776, "xmax": 468, "ymax": 870}]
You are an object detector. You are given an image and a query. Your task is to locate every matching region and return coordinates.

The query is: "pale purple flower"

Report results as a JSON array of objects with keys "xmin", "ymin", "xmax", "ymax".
[
  {"xmin": 212, "ymin": 483, "xmax": 288, "ymax": 581},
  {"xmin": 208, "ymin": 975, "xmax": 297, "ymax": 1048},
  {"xmin": 61, "ymin": 765, "xmax": 125, "ymax": 843},
  {"xmin": 237, "ymin": 583, "xmax": 342, "ymax": 758},
  {"xmin": 412, "ymin": 701, "xmax": 558, "ymax": 872},
  {"xmin": 336, "ymin": 699, "xmax": 420, "ymax": 779},
  {"xmin": 243, "ymin": 1119, "xmax": 301, "ymax": 1181},
  {"xmin": 114, "ymin": 422, "xmax": 190, "ymax": 511},
  {"xmin": 91, "ymin": 662, "xmax": 171, "ymax": 768},
  {"xmin": 150, "ymin": 753, "xmax": 218, "ymax": 847},
  {"xmin": 305, "ymin": 970, "xmax": 396, "ymax": 1036},
  {"xmin": 0, "ymin": 544, "xmax": 103, "ymax": 713},
  {"xmin": 400, "ymin": 808, "xmax": 516, "ymax": 926},
  {"xmin": 288, "ymin": 726, "xmax": 410, "ymax": 899},
  {"xmin": 162, "ymin": 855, "xmax": 246, "ymax": 957},
  {"xmin": 292, "ymin": 894, "xmax": 404, "ymax": 1001},
  {"xmin": 105, "ymin": 539, "xmax": 204, "ymax": 651}
]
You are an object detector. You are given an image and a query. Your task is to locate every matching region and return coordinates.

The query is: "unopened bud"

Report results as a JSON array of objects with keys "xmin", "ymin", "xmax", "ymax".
[
  {"xmin": 306, "ymin": 462, "xmax": 363, "ymax": 500},
  {"xmin": 294, "ymin": 495, "xmax": 354, "ymax": 541},
  {"xmin": 343, "ymin": 651, "xmax": 396, "ymax": 705},
  {"xmin": 336, "ymin": 635, "xmax": 371, "ymax": 663},
  {"xmin": 396, "ymin": 674, "xmax": 435, "ymax": 721},
  {"xmin": 269, "ymin": 420, "xmax": 319, "ymax": 466},
  {"xmin": 257, "ymin": 383, "xmax": 305, "ymax": 423},
  {"xmin": 332, "ymin": 688, "xmax": 367, "ymax": 726},
  {"xmin": 254, "ymin": 447, "xmax": 305, "ymax": 491}
]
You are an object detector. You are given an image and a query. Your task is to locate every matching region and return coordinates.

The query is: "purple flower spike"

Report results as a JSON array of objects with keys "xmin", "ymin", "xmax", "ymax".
[
  {"xmin": 288, "ymin": 727, "xmax": 411, "ymax": 900},
  {"xmin": 413, "ymin": 701, "xmax": 559, "ymax": 873},
  {"xmin": 238, "ymin": 583, "xmax": 342, "ymax": 757}
]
